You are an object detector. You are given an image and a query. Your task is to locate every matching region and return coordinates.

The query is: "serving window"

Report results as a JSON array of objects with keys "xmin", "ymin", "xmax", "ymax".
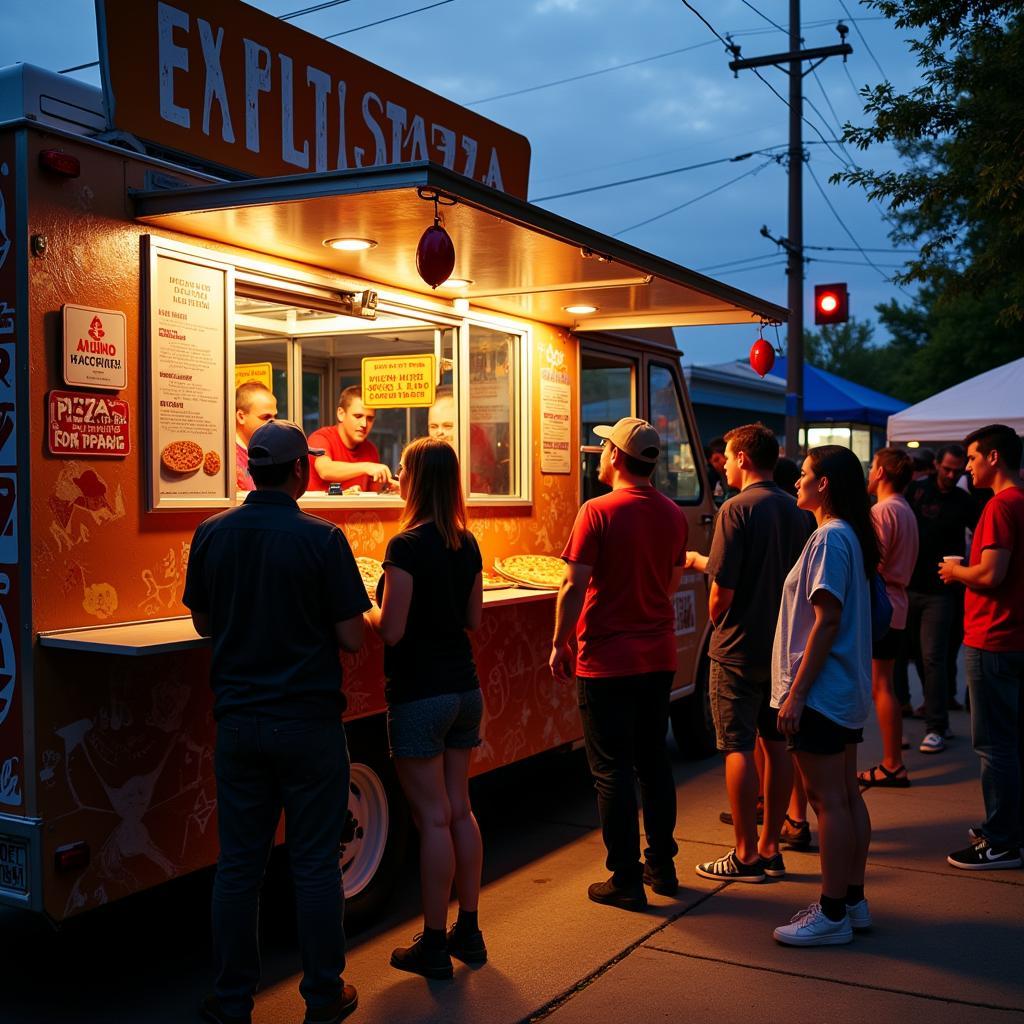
[{"xmin": 232, "ymin": 289, "xmax": 524, "ymax": 502}]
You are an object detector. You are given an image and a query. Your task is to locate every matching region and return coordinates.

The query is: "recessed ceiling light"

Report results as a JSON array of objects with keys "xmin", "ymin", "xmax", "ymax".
[
  {"xmin": 564, "ymin": 304, "xmax": 598, "ymax": 315},
  {"xmin": 440, "ymin": 278, "xmax": 473, "ymax": 289},
  {"xmin": 324, "ymin": 237, "xmax": 377, "ymax": 251}
]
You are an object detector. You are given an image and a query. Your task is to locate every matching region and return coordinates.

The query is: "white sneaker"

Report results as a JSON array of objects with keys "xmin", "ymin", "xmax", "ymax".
[
  {"xmin": 920, "ymin": 732, "xmax": 945, "ymax": 754},
  {"xmin": 773, "ymin": 903, "xmax": 853, "ymax": 946},
  {"xmin": 846, "ymin": 898, "xmax": 872, "ymax": 931}
]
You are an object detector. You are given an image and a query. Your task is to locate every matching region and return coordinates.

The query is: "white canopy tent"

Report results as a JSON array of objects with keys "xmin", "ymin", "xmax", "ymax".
[{"xmin": 887, "ymin": 357, "xmax": 1024, "ymax": 443}]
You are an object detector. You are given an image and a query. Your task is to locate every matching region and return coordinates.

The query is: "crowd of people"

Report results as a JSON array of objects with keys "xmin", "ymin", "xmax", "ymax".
[{"xmin": 184, "ymin": 410, "xmax": 1023, "ymax": 1024}]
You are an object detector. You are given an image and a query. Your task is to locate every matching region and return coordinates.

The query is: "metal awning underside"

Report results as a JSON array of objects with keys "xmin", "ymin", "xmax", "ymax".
[{"xmin": 134, "ymin": 162, "xmax": 787, "ymax": 331}]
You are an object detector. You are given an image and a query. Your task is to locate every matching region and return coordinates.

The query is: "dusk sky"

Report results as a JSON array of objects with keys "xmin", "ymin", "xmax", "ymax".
[{"xmin": 0, "ymin": 0, "xmax": 926, "ymax": 366}]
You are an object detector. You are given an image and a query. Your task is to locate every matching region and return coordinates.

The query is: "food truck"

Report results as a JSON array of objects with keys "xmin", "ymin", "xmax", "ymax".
[{"xmin": 0, "ymin": 0, "xmax": 786, "ymax": 923}]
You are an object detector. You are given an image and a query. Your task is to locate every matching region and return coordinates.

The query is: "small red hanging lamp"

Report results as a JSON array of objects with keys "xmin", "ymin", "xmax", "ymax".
[
  {"xmin": 749, "ymin": 335, "xmax": 775, "ymax": 378},
  {"xmin": 415, "ymin": 188, "xmax": 457, "ymax": 289}
]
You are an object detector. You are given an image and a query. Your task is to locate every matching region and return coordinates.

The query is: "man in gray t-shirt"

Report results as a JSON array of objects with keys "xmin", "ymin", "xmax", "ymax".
[{"xmin": 687, "ymin": 424, "xmax": 813, "ymax": 883}]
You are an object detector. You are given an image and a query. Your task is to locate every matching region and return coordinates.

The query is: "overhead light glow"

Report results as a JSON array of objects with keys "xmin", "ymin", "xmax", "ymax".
[
  {"xmin": 564, "ymin": 304, "xmax": 598, "ymax": 315},
  {"xmin": 440, "ymin": 278, "xmax": 473, "ymax": 289},
  {"xmin": 324, "ymin": 237, "xmax": 377, "ymax": 251},
  {"xmin": 906, "ymin": 440, "xmax": 920, "ymax": 449}
]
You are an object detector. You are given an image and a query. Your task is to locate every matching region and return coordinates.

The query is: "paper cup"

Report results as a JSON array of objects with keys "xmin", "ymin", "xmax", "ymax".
[{"xmin": 943, "ymin": 556, "xmax": 964, "ymax": 564}]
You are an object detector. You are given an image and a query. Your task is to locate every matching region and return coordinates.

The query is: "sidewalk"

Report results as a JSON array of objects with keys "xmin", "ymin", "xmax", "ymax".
[{"xmin": 254, "ymin": 702, "xmax": 1024, "ymax": 1024}]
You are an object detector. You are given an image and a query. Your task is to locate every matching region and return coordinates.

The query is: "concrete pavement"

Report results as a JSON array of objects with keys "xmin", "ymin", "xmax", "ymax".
[{"xmin": 257, "ymin": 701, "xmax": 1024, "ymax": 1024}]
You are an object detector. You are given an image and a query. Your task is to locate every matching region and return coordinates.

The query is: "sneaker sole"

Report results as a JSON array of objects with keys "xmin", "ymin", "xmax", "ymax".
[
  {"xmin": 919, "ymin": 745, "xmax": 945, "ymax": 754},
  {"xmin": 389, "ymin": 956, "xmax": 454, "ymax": 980},
  {"xmin": 773, "ymin": 928, "xmax": 853, "ymax": 946},
  {"xmin": 762, "ymin": 865, "xmax": 786, "ymax": 878},
  {"xmin": 695, "ymin": 865, "xmax": 765, "ymax": 883},
  {"xmin": 946, "ymin": 855, "xmax": 1022, "ymax": 871}
]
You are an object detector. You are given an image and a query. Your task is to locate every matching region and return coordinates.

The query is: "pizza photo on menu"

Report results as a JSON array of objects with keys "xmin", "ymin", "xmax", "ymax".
[
  {"xmin": 160, "ymin": 439, "xmax": 204, "ymax": 475},
  {"xmin": 495, "ymin": 554, "xmax": 564, "ymax": 590},
  {"xmin": 355, "ymin": 556, "xmax": 384, "ymax": 596}
]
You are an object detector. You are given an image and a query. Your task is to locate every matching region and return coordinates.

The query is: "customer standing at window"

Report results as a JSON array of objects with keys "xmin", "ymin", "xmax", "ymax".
[
  {"xmin": 772, "ymin": 446, "xmax": 876, "ymax": 946},
  {"xmin": 364, "ymin": 437, "xmax": 486, "ymax": 979}
]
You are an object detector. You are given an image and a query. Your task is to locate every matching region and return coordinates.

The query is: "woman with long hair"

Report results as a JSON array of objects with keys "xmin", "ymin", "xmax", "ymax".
[
  {"xmin": 364, "ymin": 437, "xmax": 485, "ymax": 979},
  {"xmin": 771, "ymin": 446, "xmax": 877, "ymax": 946}
]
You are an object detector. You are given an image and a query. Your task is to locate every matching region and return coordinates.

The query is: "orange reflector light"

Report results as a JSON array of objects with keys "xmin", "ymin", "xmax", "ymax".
[
  {"xmin": 39, "ymin": 149, "xmax": 81, "ymax": 177},
  {"xmin": 55, "ymin": 841, "xmax": 90, "ymax": 872}
]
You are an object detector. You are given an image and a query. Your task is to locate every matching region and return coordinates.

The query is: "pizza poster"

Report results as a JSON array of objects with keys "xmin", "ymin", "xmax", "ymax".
[
  {"xmin": 150, "ymin": 251, "xmax": 231, "ymax": 506},
  {"xmin": 48, "ymin": 390, "xmax": 131, "ymax": 457}
]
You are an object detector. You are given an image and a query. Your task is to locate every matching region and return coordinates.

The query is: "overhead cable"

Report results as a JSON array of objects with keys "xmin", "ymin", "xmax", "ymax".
[
  {"xmin": 324, "ymin": 0, "xmax": 455, "ymax": 38},
  {"xmin": 838, "ymin": 0, "xmax": 888, "ymax": 80}
]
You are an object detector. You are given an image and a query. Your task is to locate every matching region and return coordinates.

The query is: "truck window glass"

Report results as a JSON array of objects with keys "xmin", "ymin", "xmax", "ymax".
[{"xmin": 649, "ymin": 362, "xmax": 701, "ymax": 503}]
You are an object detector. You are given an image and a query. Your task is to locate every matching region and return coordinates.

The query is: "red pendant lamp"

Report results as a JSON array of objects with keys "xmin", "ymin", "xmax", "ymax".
[
  {"xmin": 415, "ymin": 189, "xmax": 456, "ymax": 289},
  {"xmin": 749, "ymin": 336, "xmax": 775, "ymax": 378}
]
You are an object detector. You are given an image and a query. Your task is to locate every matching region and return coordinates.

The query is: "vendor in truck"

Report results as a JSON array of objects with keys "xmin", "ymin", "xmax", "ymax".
[
  {"xmin": 307, "ymin": 385, "xmax": 397, "ymax": 492},
  {"xmin": 235, "ymin": 381, "xmax": 278, "ymax": 491},
  {"xmin": 427, "ymin": 387, "xmax": 503, "ymax": 494}
]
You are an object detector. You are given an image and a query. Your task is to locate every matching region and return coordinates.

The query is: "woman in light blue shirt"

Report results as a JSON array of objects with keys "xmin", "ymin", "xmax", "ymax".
[{"xmin": 771, "ymin": 446, "xmax": 878, "ymax": 947}]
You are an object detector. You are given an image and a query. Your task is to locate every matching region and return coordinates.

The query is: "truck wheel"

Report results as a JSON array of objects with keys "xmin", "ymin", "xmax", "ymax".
[
  {"xmin": 340, "ymin": 727, "xmax": 410, "ymax": 925},
  {"xmin": 670, "ymin": 658, "xmax": 717, "ymax": 760}
]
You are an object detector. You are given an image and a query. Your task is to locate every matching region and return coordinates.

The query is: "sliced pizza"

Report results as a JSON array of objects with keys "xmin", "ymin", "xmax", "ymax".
[{"xmin": 482, "ymin": 569, "xmax": 512, "ymax": 591}]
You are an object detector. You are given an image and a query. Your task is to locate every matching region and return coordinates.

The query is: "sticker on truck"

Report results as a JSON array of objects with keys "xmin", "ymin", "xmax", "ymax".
[{"xmin": 0, "ymin": 834, "xmax": 27, "ymax": 894}]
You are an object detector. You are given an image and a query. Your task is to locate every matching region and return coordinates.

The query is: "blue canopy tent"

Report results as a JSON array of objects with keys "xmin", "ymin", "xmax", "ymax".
[{"xmin": 766, "ymin": 357, "xmax": 907, "ymax": 462}]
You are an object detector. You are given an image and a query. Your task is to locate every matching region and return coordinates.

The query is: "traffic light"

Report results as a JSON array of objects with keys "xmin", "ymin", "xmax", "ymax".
[{"xmin": 814, "ymin": 283, "xmax": 849, "ymax": 325}]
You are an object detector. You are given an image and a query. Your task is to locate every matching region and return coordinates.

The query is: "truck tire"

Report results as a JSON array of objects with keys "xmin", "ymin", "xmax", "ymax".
[
  {"xmin": 670, "ymin": 657, "xmax": 717, "ymax": 760},
  {"xmin": 341, "ymin": 723, "xmax": 410, "ymax": 926}
]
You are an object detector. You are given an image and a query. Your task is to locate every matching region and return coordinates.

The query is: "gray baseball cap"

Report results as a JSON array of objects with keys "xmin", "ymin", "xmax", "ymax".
[
  {"xmin": 248, "ymin": 420, "xmax": 325, "ymax": 467},
  {"xmin": 593, "ymin": 417, "xmax": 661, "ymax": 463}
]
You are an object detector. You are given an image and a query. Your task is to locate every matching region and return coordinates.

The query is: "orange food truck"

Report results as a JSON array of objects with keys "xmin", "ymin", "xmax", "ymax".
[{"xmin": 0, "ymin": 0, "xmax": 786, "ymax": 923}]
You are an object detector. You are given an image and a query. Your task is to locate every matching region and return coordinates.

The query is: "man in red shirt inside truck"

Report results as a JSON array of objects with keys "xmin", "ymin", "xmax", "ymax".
[
  {"xmin": 551, "ymin": 417, "xmax": 688, "ymax": 910},
  {"xmin": 939, "ymin": 423, "xmax": 1024, "ymax": 870},
  {"xmin": 307, "ymin": 385, "xmax": 396, "ymax": 492}
]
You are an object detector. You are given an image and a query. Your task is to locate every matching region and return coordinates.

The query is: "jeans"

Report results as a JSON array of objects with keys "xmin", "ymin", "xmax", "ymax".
[
  {"xmin": 965, "ymin": 647, "xmax": 1024, "ymax": 848},
  {"xmin": 906, "ymin": 589, "xmax": 956, "ymax": 735},
  {"xmin": 213, "ymin": 715, "xmax": 350, "ymax": 1016},
  {"xmin": 577, "ymin": 671, "xmax": 678, "ymax": 884}
]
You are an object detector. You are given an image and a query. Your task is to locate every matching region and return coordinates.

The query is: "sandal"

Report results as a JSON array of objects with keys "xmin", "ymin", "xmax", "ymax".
[{"xmin": 858, "ymin": 763, "xmax": 910, "ymax": 788}]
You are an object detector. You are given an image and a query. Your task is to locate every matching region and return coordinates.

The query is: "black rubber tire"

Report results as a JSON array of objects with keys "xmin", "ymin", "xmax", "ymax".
[
  {"xmin": 670, "ymin": 656, "xmax": 717, "ymax": 760},
  {"xmin": 341, "ymin": 721, "xmax": 410, "ymax": 928}
]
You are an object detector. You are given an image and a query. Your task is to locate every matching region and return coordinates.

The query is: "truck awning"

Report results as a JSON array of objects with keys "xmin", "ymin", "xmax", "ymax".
[{"xmin": 134, "ymin": 161, "xmax": 787, "ymax": 331}]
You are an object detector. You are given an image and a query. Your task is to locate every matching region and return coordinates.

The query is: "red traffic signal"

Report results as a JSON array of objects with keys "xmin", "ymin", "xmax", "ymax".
[{"xmin": 814, "ymin": 283, "xmax": 849, "ymax": 325}]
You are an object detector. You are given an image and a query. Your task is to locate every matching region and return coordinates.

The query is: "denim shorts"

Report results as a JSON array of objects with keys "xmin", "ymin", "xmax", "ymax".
[
  {"xmin": 710, "ymin": 660, "xmax": 783, "ymax": 752},
  {"xmin": 387, "ymin": 689, "xmax": 484, "ymax": 759}
]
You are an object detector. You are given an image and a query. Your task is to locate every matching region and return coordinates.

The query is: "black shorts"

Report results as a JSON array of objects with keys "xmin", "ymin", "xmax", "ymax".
[
  {"xmin": 710, "ymin": 660, "xmax": 784, "ymax": 752},
  {"xmin": 787, "ymin": 705, "xmax": 863, "ymax": 756},
  {"xmin": 872, "ymin": 625, "xmax": 905, "ymax": 662}
]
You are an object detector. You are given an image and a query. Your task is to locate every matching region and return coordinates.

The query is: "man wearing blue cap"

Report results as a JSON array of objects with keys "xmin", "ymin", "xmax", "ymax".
[{"xmin": 184, "ymin": 420, "xmax": 369, "ymax": 1024}]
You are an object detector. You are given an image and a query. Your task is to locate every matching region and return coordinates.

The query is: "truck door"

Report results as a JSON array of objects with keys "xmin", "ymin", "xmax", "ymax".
[{"xmin": 579, "ymin": 346, "xmax": 636, "ymax": 502}]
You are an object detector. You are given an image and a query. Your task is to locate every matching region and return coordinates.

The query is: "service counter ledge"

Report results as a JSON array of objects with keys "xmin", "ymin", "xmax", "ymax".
[{"xmin": 36, "ymin": 587, "xmax": 556, "ymax": 656}]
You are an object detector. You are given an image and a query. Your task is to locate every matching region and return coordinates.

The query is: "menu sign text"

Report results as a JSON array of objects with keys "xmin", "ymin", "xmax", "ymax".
[
  {"xmin": 362, "ymin": 355, "xmax": 436, "ymax": 408},
  {"xmin": 540, "ymin": 366, "xmax": 571, "ymax": 474},
  {"xmin": 63, "ymin": 305, "xmax": 127, "ymax": 390},
  {"xmin": 149, "ymin": 245, "xmax": 233, "ymax": 508}
]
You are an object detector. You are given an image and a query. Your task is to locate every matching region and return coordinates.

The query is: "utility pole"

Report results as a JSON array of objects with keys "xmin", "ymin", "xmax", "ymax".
[{"xmin": 727, "ymin": 3, "xmax": 851, "ymax": 457}]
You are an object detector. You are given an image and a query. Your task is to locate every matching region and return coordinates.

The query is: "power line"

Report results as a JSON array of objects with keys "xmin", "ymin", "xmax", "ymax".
[
  {"xmin": 737, "ymin": 0, "xmax": 786, "ymax": 35},
  {"xmin": 279, "ymin": 0, "xmax": 355, "ymax": 19},
  {"xmin": 679, "ymin": 0, "xmax": 733, "ymax": 50},
  {"xmin": 837, "ymin": 0, "xmax": 888, "ymax": 80},
  {"xmin": 697, "ymin": 252, "xmax": 784, "ymax": 272},
  {"xmin": 615, "ymin": 157, "xmax": 777, "ymax": 236},
  {"xmin": 467, "ymin": 40, "xmax": 717, "ymax": 106},
  {"xmin": 530, "ymin": 148, "xmax": 779, "ymax": 203},
  {"xmin": 324, "ymin": 0, "xmax": 455, "ymax": 38},
  {"xmin": 805, "ymin": 244, "xmax": 919, "ymax": 253},
  {"xmin": 806, "ymin": 256, "xmax": 906, "ymax": 268},
  {"xmin": 714, "ymin": 260, "xmax": 788, "ymax": 277}
]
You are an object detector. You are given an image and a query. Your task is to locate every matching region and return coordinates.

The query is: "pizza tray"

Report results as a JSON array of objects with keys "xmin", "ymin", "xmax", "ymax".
[{"xmin": 493, "ymin": 558, "xmax": 562, "ymax": 590}]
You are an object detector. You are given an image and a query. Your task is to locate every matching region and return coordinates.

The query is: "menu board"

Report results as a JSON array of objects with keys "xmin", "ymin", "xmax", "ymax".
[
  {"xmin": 540, "ymin": 366, "xmax": 572, "ymax": 474},
  {"xmin": 146, "ymin": 241, "xmax": 234, "ymax": 508},
  {"xmin": 362, "ymin": 355, "xmax": 436, "ymax": 408}
]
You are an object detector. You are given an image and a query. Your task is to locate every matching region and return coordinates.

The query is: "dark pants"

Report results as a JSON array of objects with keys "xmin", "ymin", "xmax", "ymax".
[
  {"xmin": 906, "ymin": 589, "xmax": 956, "ymax": 735},
  {"xmin": 966, "ymin": 647, "xmax": 1024, "ymax": 848},
  {"xmin": 213, "ymin": 715, "xmax": 350, "ymax": 1016},
  {"xmin": 577, "ymin": 671, "xmax": 678, "ymax": 884}
]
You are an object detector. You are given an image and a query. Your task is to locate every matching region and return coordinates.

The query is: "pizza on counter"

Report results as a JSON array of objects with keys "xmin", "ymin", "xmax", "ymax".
[
  {"xmin": 481, "ymin": 569, "xmax": 512, "ymax": 591},
  {"xmin": 494, "ymin": 554, "xmax": 564, "ymax": 590},
  {"xmin": 355, "ymin": 556, "xmax": 384, "ymax": 597}
]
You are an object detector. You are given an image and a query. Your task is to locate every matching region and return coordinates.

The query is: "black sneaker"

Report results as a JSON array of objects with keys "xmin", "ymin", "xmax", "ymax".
[
  {"xmin": 947, "ymin": 838, "xmax": 1022, "ymax": 871},
  {"xmin": 779, "ymin": 815, "xmax": 811, "ymax": 850},
  {"xmin": 759, "ymin": 851, "xmax": 786, "ymax": 878},
  {"xmin": 303, "ymin": 985, "xmax": 359, "ymax": 1024},
  {"xmin": 695, "ymin": 849, "xmax": 765, "ymax": 883},
  {"xmin": 587, "ymin": 876, "xmax": 648, "ymax": 910},
  {"xmin": 642, "ymin": 861, "xmax": 679, "ymax": 896},
  {"xmin": 200, "ymin": 996, "xmax": 251, "ymax": 1024},
  {"xmin": 446, "ymin": 923, "xmax": 487, "ymax": 964},
  {"xmin": 390, "ymin": 935, "xmax": 454, "ymax": 979}
]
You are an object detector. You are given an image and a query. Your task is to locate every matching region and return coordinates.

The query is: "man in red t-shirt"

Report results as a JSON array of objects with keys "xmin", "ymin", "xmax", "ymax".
[
  {"xmin": 938, "ymin": 423, "xmax": 1024, "ymax": 870},
  {"xmin": 307, "ymin": 386, "xmax": 397, "ymax": 492},
  {"xmin": 551, "ymin": 417, "xmax": 688, "ymax": 909}
]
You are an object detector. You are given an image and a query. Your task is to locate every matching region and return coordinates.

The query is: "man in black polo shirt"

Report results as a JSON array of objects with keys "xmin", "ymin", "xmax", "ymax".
[
  {"xmin": 184, "ymin": 420, "xmax": 369, "ymax": 1024},
  {"xmin": 687, "ymin": 423, "xmax": 813, "ymax": 882},
  {"xmin": 904, "ymin": 444, "xmax": 978, "ymax": 755}
]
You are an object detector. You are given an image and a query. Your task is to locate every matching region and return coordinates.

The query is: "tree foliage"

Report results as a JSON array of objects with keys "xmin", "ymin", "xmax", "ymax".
[{"xmin": 836, "ymin": 1, "xmax": 1024, "ymax": 325}]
